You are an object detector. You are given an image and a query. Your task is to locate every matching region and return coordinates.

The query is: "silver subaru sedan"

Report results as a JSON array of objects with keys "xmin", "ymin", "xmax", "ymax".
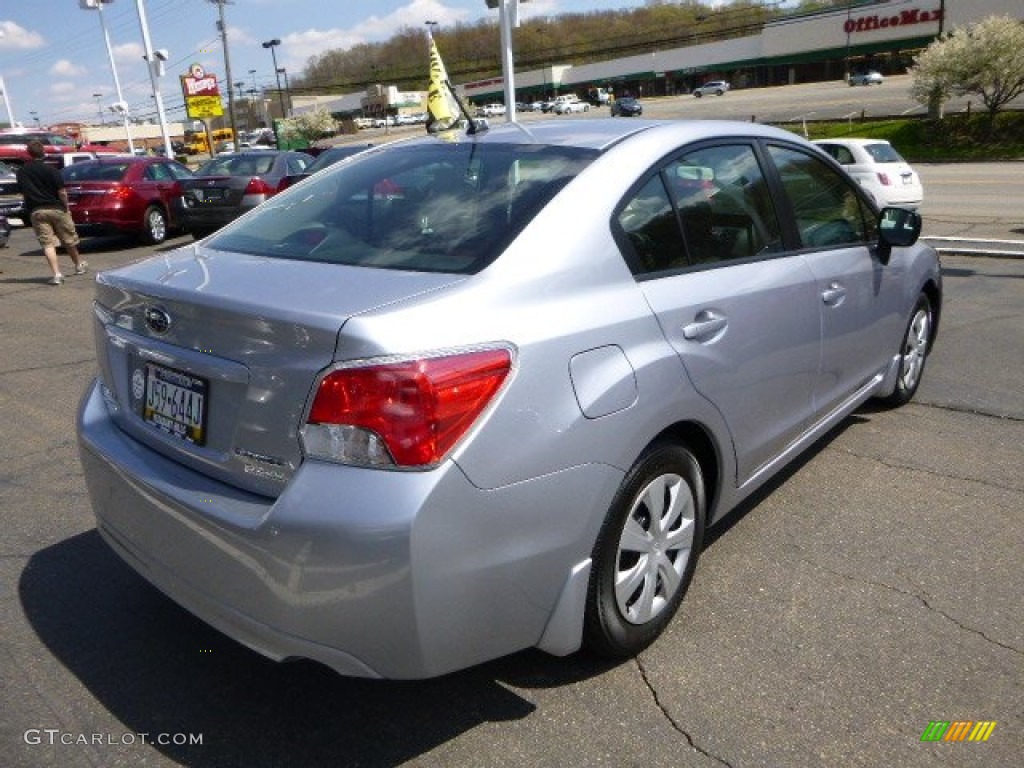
[{"xmin": 77, "ymin": 119, "xmax": 941, "ymax": 679}]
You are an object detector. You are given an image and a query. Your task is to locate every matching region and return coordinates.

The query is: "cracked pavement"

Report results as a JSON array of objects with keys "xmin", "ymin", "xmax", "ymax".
[{"xmin": 1, "ymin": 225, "xmax": 1020, "ymax": 767}]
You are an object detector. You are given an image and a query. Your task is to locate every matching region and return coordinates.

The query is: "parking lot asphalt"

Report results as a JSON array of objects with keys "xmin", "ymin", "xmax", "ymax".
[{"xmin": 0, "ymin": 188, "xmax": 1021, "ymax": 766}]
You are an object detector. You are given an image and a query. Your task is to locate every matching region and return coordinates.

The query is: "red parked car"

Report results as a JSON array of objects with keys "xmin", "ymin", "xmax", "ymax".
[{"xmin": 63, "ymin": 156, "xmax": 195, "ymax": 244}]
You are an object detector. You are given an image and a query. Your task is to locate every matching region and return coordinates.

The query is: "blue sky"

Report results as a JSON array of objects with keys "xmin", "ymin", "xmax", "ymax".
[{"xmin": 0, "ymin": 0, "xmax": 719, "ymax": 128}]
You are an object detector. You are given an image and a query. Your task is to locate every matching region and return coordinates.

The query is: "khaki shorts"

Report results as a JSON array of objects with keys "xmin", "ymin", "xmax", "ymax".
[{"xmin": 30, "ymin": 208, "xmax": 80, "ymax": 249}]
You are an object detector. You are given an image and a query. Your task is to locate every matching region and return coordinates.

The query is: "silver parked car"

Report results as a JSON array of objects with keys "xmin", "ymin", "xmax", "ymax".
[
  {"xmin": 77, "ymin": 119, "xmax": 941, "ymax": 679},
  {"xmin": 693, "ymin": 80, "xmax": 730, "ymax": 97},
  {"xmin": 848, "ymin": 70, "xmax": 884, "ymax": 86}
]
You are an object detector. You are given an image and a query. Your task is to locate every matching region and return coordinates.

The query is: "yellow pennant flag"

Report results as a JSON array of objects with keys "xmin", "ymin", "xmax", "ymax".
[{"xmin": 426, "ymin": 36, "xmax": 461, "ymax": 133}]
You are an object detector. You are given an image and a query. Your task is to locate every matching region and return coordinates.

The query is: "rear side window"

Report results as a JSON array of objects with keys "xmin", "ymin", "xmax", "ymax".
[
  {"xmin": 767, "ymin": 145, "xmax": 876, "ymax": 248},
  {"xmin": 863, "ymin": 143, "xmax": 904, "ymax": 163},
  {"xmin": 206, "ymin": 143, "xmax": 596, "ymax": 274}
]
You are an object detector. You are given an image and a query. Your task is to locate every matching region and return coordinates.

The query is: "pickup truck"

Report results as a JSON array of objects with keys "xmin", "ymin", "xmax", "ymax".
[{"xmin": 0, "ymin": 130, "xmax": 114, "ymax": 167}]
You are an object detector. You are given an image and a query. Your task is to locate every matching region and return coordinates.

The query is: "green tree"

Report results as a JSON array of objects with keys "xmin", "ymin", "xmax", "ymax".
[{"xmin": 910, "ymin": 16, "xmax": 1024, "ymax": 127}]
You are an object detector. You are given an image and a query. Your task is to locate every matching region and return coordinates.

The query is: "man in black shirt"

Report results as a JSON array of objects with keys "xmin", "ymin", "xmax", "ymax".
[{"xmin": 16, "ymin": 139, "xmax": 86, "ymax": 285}]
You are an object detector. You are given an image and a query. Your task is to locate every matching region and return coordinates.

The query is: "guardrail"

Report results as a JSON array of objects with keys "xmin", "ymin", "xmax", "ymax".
[{"xmin": 922, "ymin": 236, "xmax": 1024, "ymax": 258}]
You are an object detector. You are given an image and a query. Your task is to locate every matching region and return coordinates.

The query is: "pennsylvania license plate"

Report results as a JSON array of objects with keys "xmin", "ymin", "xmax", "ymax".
[{"xmin": 142, "ymin": 363, "xmax": 208, "ymax": 445}]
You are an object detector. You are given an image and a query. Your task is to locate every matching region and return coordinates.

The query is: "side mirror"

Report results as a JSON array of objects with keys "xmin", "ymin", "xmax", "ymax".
[{"xmin": 876, "ymin": 206, "xmax": 921, "ymax": 264}]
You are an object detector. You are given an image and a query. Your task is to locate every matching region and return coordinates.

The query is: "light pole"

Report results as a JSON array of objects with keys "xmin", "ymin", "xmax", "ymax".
[
  {"xmin": 261, "ymin": 39, "xmax": 286, "ymax": 120},
  {"xmin": 30, "ymin": 110, "xmax": 40, "ymax": 127},
  {"xmin": 79, "ymin": 0, "xmax": 134, "ymax": 153},
  {"xmin": 0, "ymin": 75, "xmax": 15, "ymax": 128},
  {"xmin": 0, "ymin": 29, "xmax": 16, "ymax": 127},
  {"xmin": 93, "ymin": 93, "xmax": 104, "ymax": 124},
  {"xmin": 276, "ymin": 67, "xmax": 292, "ymax": 116},
  {"xmin": 485, "ymin": 0, "xmax": 530, "ymax": 123},
  {"xmin": 132, "ymin": 0, "xmax": 173, "ymax": 158}
]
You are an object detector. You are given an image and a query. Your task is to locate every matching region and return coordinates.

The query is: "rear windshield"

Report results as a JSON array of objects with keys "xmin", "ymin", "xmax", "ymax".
[
  {"xmin": 63, "ymin": 162, "xmax": 131, "ymax": 182},
  {"xmin": 197, "ymin": 154, "xmax": 276, "ymax": 176},
  {"xmin": 206, "ymin": 142, "xmax": 597, "ymax": 274},
  {"xmin": 863, "ymin": 143, "xmax": 904, "ymax": 163}
]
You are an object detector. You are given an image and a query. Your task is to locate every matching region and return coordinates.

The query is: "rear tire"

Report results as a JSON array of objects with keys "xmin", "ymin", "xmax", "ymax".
[
  {"xmin": 877, "ymin": 293, "xmax": 933, "ymax": 408},
  {"xmin": 584, "ymin": 442, "xmax": 706, "ymax": 657},
  {"xmin": 141, "ymin": 206, "xmax": 167, "ymax": 245}
]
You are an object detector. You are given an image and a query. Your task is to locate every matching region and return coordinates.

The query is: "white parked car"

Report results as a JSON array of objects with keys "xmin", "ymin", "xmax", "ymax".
[
  {"xmin": 813, "ymin": 138, "xmax": 923, "ymax": 209},
  {"xmin": 693, "ymin": 80, "xmax": 730, "ymax": 97},
  {"xmin": 479, "ymin": 103, "xmax": 507, "ymax": 117},
  {"xmin": 553, "ymin": 99, "xmax": 590, "ymax": 114}
]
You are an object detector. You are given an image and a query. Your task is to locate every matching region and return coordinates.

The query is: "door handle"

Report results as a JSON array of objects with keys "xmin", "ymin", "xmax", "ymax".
[
  {"xmin": 821, "ymin": 283, "xmax": 846, "ymax": 306},
  {"xmin": 682, "ymin": 311, "xmax": 728, "ymax": 340}
]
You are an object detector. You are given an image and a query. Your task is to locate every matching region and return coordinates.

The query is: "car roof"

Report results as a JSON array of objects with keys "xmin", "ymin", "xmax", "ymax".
[
  {"xmin": 398, "ymin": 118, "xmax": 801, "ymax": 154},
  {"xmin": 812, "ymin": 138, "xmax": 892, "ymax": 147}
]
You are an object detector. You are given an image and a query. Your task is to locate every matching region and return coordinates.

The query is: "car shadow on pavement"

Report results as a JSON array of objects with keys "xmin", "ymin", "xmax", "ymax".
[
  {"xmin": 18, "ymin": 529, "xmax": 620, "ymax": 767},
  {"xmin": 18, "ymin": 415, "xmax": 867, "ymax": 766}
]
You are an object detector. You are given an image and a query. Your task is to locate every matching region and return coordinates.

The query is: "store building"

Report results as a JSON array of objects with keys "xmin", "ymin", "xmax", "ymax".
[{"xmin": 462, "ymin": 0, "xmax": 1023, "ymax": 102}]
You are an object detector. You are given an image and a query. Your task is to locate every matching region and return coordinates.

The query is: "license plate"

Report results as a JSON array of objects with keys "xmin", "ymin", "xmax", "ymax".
[
  {"xmin": 142, "ymin": 363, "xmax": 208, "ymax": 445},
  {"xmin": 200, "ymin": 188, "xmax": 225, "ymax": 201},
  {"xmin": 902, "ymin": 174, "xmax": 913, "ymax": 185}
]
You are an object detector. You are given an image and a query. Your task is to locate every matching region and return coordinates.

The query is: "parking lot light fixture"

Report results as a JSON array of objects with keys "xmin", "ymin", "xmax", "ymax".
[{"xmin": 80, "ymin": 0, "xmax": 135, "ymax": 153}]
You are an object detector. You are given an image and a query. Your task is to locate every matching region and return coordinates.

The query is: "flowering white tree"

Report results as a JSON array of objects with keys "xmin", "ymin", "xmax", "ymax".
[
  {"xmin": 277, "ymin": 107, "xmax": 339, "ymax": 146},
  {"xmin": 910, "ymin": 16, "xmax": 1024, "ymax": 124}
]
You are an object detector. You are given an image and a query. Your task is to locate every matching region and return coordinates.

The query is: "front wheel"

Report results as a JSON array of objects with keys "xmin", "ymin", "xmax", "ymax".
[
  {"xmin": 584, "ymin": 442, "xmax": 706, "ymax": 657},
  {"xmin": 878, "ymin": 293, "xmax": 933, "ymax": 408}
]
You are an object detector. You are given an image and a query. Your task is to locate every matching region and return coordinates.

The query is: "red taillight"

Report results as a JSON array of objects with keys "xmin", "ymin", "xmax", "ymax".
[
  {"xmin": 876, "ymin": 172, "xmax": 892, "ymax": 186},
  {"xmin": 244, "ymin": 176, "xmax": 273, "ymax": 195},
  {"xmin": 305, "ymin": 348, "xmax": 512, "ymax": 467},
  {"xmin": 111, "ymin": 184, "xmax": 133, "ymax": 200}
]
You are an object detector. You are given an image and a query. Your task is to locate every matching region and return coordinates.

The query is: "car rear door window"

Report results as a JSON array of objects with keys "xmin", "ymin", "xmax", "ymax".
[
  {"xmin": 144, "ymin": 163, "xmax": 173, "ymax": 182},
  {"xmin": 616, "ymin": 143, "xmax": 783, "ymax": 275},
  {"xmin": 666, "ymin": 145, "xmax": 783, "ymax": 264},
  {"xmin": 616, "ymin": 175, "xmax": 687, "ymax": 274}
]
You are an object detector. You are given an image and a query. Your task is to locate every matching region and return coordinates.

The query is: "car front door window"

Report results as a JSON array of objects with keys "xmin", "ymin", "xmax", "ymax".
[{"xmin": 766, "ymin": 145, "xmax": 874, "ymax": 249}]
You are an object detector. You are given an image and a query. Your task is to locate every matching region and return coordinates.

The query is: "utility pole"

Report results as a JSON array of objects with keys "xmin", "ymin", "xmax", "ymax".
[{"xmin": 209, "ymin": 0, "xmax": 239, "ymax": 142}]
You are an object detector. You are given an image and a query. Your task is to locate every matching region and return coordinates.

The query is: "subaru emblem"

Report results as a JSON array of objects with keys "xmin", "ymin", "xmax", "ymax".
[{"xmin": 144, "ymin": 306, "xmax": 172, "ymax": 335}]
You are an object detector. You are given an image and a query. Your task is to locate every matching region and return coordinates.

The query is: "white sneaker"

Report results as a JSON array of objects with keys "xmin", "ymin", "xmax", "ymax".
[
  {"xmin": 49, "ymin": 273, "xmax": 64, "ymax": 285},
  {"xmin": 74, "ymin": 261, "xmax": 88, "ymax": 275}
]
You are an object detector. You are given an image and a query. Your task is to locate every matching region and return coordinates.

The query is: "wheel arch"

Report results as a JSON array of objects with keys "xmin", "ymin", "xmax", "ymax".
[
  {"xmin": 649, "ymin": 420, "xmax": 721, "ymax": 524},
  {"xmin": 920, "ymin": 277, "xmax": 942, "ymax": 353}
]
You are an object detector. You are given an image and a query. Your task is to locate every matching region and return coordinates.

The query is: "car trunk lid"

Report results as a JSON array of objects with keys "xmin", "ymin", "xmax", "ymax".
[{"xmin": 91, "ymin": 244, "xmax": 463, "ymax": 497}]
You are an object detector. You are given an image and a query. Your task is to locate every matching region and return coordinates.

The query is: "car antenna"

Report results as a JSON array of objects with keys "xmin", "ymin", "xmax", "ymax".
[{"xmin": 445, "ymin": 78, "xmax": 487, "ymax": 135}]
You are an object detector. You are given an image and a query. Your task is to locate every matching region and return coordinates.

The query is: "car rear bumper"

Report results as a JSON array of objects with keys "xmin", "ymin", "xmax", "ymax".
[
  {"xmin": 176, "ymin": 205, "xmax": 250, "ymax": 232},
  {"xmin": 70, "ymin": 206, "xmax": 146, "ymax": 235},
  {"xmin": 77, "ymin": 378, "xmax": 615, "ymax": 678}
]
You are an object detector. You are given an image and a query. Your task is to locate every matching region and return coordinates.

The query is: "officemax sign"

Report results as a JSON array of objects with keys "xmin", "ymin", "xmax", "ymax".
[{"xmin": 843, "ymin": 7, "xmax": 943, "ymax": 34}]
